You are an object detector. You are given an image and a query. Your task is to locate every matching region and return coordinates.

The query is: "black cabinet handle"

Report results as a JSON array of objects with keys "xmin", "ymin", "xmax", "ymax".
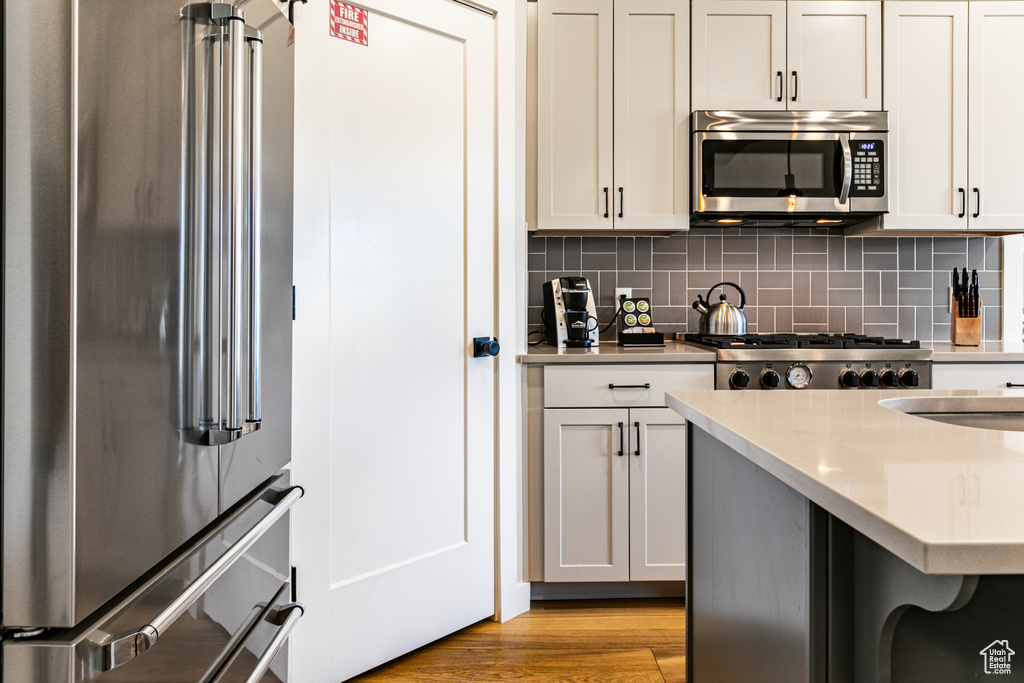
[
  {"xmin": 633, "ymin": 421, "xmax": 641, "ymax": 456},
  {"xmin": 617, "ymin": 422, "xmax": 624, "ymax": 456},
  {"xmin": 973, "ymin": 187, "xmax": 980, "ymax": 218},
  {"xmin": 618, "ymin": 187, "xmax": 624, "ymax": 218},
  {"xmin": 776, "ymin": 71, "xmax": 783, "ymax": 102},
  {"xmin": 608, "ymin": 383, "xmax": 650, "ymax": 390},
  {"xmin": 1008, "ymin": 383, "xmax": 1024, "ymax": 388},
  {"xmin": 958, "ymin": 188, "xmax": 966, "ymax": 218},
  {"xmin": 791, "ymin": 71, "xmax": 798, "ymax": 102},
  {"xmin": 603, "ymin": 187, "xmax": 609, "ymax": 218}
]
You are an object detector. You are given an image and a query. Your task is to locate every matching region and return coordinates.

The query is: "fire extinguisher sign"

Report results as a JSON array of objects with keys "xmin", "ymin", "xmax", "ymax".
[{"xmin": 329, "ymin": 1, "xmax": 368, "ymax": 46}]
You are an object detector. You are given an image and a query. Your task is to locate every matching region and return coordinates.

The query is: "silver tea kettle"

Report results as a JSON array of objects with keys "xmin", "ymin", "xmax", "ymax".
[{"xmin": 693, "ymin": 282, "xmax": 747, "ymax": 335}]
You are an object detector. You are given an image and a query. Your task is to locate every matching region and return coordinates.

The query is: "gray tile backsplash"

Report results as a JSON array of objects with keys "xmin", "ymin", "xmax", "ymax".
[{"xmin": 527, "ymin": 228, "xmax": 1003, "ymax": 342}]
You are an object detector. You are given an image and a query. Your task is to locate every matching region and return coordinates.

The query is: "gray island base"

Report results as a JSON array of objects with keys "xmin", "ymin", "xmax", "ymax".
[{"xmin": 670, "ymin": 389, "xmax": 1024, "ymax": 682}]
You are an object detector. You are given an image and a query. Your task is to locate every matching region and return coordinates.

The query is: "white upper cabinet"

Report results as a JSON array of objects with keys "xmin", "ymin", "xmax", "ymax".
[
  {"xmin": 613, "ymin": 0, "xmax": 690, "ymax": 231},
  {"xmin": 691, "ymin": 0, "xmax": 881, "ymax": 111},
  {"xmin": 536, "ymin": 0, "xmax": 689, "ymax": 231},
  {"xmin": 884, "ymin": 1, "xmax": 1024, "ymax": 232},
  {"xmin": 967, "ymin": 2, "xmax": 1024, "ymax": 231},
  {"xmin": 537, "ymin": 0, "xmax": 614, "ymax": 230},
  {"xmin": 786, "ymin": 1, "xmax": 881, "ymax": 110},
  {"xmin": 883, "ymin": 2, "xmax": 969, "ymax": 230},
  {"xmin": 691, "ymin": 0, "xmax": 787, "ymax": 110}
]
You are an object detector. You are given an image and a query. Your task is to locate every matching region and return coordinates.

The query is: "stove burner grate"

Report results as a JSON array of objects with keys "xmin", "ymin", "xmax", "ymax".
[{"xmin": 683, "ymin": 333, "xmax": 921, "ymax": 350}]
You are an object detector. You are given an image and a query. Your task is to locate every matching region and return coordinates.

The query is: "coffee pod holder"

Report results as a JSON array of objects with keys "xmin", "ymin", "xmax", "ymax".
[
  {"xmin": 617, "ymin": 298, "xmax": 664, "ymax": 347},
  {"xmin": 951, "ymin": 297, "xmax": 981, "ymax": 346}
]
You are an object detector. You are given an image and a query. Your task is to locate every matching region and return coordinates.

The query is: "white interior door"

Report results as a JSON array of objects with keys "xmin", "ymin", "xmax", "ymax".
[{"xmin": 294, "ymin": 1, "xmax": 497, "ymax": 680}]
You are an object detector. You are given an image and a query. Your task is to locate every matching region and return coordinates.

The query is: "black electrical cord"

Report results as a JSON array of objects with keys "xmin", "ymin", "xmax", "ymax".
[
  {"xmin": 598, "ymin": 300, "xmax": 626, "ymax": 335},
  {"xmin": 527, "ymin": 330, "xmax": 545, "ymax": 346}
]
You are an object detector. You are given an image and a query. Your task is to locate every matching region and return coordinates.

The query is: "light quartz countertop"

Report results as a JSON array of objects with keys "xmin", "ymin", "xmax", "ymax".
[
  {"xmin": 519, "ymin": 340, "xmax": 715, "ymax": 364},
  {"xmin": 926, "ymin": 341, "xmax": 1024, "ymax": 362},
  {"xmin": 666, "ymin": 388, "xmax": 1024, "ymax": 575}
]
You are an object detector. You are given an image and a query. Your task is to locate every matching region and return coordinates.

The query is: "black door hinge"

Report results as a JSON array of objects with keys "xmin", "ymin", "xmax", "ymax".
[
  {"xmin": 292, "ymin": 285, "xmax": 296, "ymax": 321},
  {"xmin": 288, "ymin": 0, "xmax": 307, "ymax": 25}
]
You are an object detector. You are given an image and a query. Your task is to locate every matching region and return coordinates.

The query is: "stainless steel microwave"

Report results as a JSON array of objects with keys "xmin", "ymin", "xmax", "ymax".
[{"xmin": 692, "ymin": 111, "xmax": 889, "ymax": 228}]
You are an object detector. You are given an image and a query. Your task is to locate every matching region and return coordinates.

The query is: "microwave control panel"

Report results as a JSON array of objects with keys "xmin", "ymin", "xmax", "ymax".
[{"xmin": 850, "ymin": 140, "xmax": 884, "ymax": 197}]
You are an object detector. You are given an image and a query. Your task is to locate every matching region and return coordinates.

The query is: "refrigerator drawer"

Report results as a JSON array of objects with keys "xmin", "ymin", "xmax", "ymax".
[{"xmin": 3, "ymin": 476, "xmax": 304, "ymax": 682}]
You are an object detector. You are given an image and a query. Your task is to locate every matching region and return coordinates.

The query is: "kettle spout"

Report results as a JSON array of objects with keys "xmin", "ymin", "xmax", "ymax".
[{"xmin": 692, "ymin": 295, "xmax": 708, "ymax": 315}]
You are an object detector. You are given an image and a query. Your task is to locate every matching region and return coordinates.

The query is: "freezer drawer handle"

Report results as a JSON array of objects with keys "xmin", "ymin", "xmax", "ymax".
[
  {"xmin": 102, "ymin": 485, "xmax": 304, "ymax": 671},
  {"xmin": 242, "ymin": 603, "xmax": 305, "ymax": 683}
]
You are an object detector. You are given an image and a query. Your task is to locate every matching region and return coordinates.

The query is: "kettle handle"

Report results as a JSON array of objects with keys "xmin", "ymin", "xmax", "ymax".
[{"xmin": 705, "ymin": 282, "xmax": 746, "ymax": 311}]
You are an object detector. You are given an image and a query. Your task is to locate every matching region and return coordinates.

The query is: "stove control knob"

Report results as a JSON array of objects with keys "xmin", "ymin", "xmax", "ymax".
[
  {"xmin": 839, "ymin": 370, "xmax": 861, "ymax": 388},
  {"xmin": 860, "ymin": 369, "xmax": 880, "ymax": 387},
  {"xmin": 899, "ymin": 369, "xmax": 920, "ymax": 387},
  {"xmin": 729, "ymin": 370, "xmax": 750, "ymax": 389},
  {"xmin": 760, "ymin": 369, "xmax": 781, "ymax": 389},
  {"xmin": 879, "ymin": 369, "xmax": 900, "ymax": 388}
]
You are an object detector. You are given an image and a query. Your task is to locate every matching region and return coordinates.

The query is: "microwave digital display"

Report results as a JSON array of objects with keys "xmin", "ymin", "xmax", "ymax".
[{"xmin": 858, "ymin": 142, "xmax": 876, "ymax": 151}]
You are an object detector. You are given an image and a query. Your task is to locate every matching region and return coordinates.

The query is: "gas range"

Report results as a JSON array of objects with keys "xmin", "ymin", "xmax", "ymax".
[{"xmin": 680, "ymin": 333, "xmax": 933, "ymax": 390}]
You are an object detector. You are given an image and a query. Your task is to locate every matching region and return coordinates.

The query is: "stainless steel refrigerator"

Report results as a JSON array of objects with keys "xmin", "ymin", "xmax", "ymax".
[{"xmin": 2, "ymin": 0, "xmax": 302, "ymax": 680}]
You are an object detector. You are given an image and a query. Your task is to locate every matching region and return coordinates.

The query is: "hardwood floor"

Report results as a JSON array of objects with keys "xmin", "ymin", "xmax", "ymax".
[{"xmin": 346, "ymin": 599, "xmax": 686, "ymax": 682}]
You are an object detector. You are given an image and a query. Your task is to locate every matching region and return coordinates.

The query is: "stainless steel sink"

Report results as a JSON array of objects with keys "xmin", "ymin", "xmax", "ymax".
[{"xmin": 879, "ymin": 395, "xmax": 1024, "ymax": 432}]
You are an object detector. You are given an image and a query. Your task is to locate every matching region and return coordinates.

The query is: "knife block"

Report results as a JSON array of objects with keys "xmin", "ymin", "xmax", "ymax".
[{"xmin": 951, "ymin": 298, "xmax": 982, "ymax": 346}]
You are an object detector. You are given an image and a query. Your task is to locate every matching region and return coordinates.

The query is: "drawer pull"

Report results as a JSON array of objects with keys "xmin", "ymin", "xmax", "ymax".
[
  {"xmin": 242, "ymin": 603, "xmax": 304, "ymax": 683},
  {"xmin": 102, "ymin": 485, "xmax": 304, "ymax": 671},
  {"xmin": 1008, "ymin": 383, "xmax": 1024, "ymax": 388},
  {"xmin": 608, "ymin": 383, "xmax": 650, "ymax": 390}
]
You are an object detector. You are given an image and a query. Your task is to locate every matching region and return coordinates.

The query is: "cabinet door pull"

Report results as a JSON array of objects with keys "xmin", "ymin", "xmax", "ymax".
[
  {"xmin": 633, "ymin": 421, "xmax": 641, "ymax": 456},
  {"xmin": 791, "ymin": 71, "xmax": 798, "ymax": 102},
  {"xmin": 1007, "ymin": 383, "xmax": 1024, "ymax": 388},
  {"xmin": 776, "ymin": 71, "xmax": 783, "ymax": 102},
  {"xmin": 608, "ymin": 383, "xmax": 650, "ymax": 390},
  {"xmin": 973, "ymin": 187, "xmax": 980, "ymax": 218},
  {"xmin": 617, "ymin": 422, "xmax": 624, "ymax": 456},
  {"xmin": 603, "ymin": 187, "xmax": 609, "ymax": 218},
  {"xmin": 958, "ymin": 188, "xmax": 966, "ymax": 218},
  {"xmin": 618, "ymin": 187, "xmax": 624, "ymax": 219}
]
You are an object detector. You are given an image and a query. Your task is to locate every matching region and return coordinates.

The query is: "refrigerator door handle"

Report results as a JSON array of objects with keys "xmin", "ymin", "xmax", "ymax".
[
  {"xmin": 182, "ymin": 6, "xmax": 262, "ymax": 444},
  {"xmin": 102, "ymin": 485, "xmax": 304, "ymax": 671},
  {"xmin": 244, "ymin": 26, "xmax": 263, "ymax": 434},
  {"xmin": 224, "ymin": 11, "xmax": 246, "ymax": 434}
]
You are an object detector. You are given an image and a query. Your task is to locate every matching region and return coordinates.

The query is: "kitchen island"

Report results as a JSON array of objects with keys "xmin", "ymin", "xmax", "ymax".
[{"xmin": 667, "ymin": 388, "xmax": 1024, "ymax": 682}]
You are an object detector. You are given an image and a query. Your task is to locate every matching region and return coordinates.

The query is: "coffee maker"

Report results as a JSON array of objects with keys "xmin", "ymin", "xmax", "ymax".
[{"xmin": 542, "ymin": 277, "xmax": 600, "ymax": 347}]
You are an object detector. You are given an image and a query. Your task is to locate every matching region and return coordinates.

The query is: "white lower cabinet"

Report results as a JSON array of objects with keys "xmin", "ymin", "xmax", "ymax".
[
  {"xmin": 543, "ymin": 407, "xmax": 687, "ymax": 582},
  {"xmin": 932, "ymin": 363, "xmax": 1024, "ymax": 390}
]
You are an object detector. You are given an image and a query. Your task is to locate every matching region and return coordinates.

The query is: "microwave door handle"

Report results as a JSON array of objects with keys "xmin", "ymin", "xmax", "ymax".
[{"xmin": 838, "ymin": 136, "xmax": 853, "ymax": 205}]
